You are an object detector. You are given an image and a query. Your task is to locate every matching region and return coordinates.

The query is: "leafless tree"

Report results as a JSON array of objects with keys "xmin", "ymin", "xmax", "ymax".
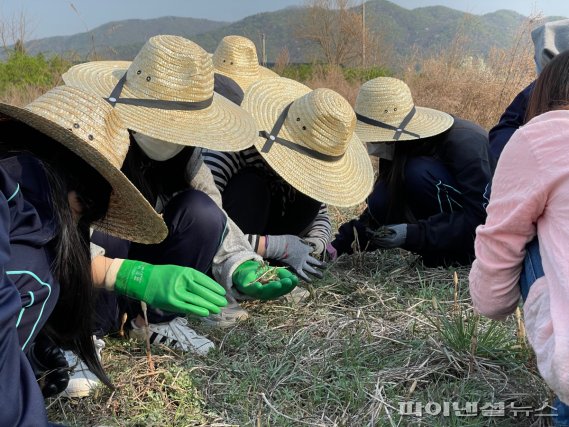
[
  {"xmin": 297, "ymin": 0, "xmax": 376, "ymax": 66},
  {"xmin": 0, "ymin": 10, "xmax": 31, "ymax": 54},
  {"xmin": 274, "ymin": 47, "xmax": 291, "ymax": 75}
]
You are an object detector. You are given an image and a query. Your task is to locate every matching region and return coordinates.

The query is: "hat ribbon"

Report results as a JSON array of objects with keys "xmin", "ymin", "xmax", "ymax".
[
  {"xmin": 105, "ymin": 74, "xmax": 214, "ymax": 111},
  {"xmin": 259, "ymin": 103, "xmax": 344, "ymax": 162},
  {"xmin": 356, "ymin": 106, "xmax": 420, "ymax": 140}
]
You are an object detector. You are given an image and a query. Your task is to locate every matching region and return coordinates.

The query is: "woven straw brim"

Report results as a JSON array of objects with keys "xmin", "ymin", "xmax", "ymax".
[
  {"xmin": 0, "ymin": 102, "xmax": 167, "ymax": 244},
  {"xmin": 214, "ymin": 64, "xmax": 279, "ymax": 91},
  {"xmin": 242, "ymin": 78, "xmax": 374, "ymax": 207},
  {"xmin": 62, "ymin": 61, "xmax": 257, "ymax": 151},
  {"xmin": 356, "ymin": 106, "xmax": 454, "ymax": 143}
]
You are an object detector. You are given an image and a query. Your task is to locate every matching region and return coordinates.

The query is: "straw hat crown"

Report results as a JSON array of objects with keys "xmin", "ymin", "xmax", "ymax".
[
  {"xmin": 355, "ymin": 77, "xmax": 414, "ymax": 126},
  {"xmin": 0, "ymin": 85, "xmax": 168, "ymax": 244},
  {"xmin": 355, "ymin": 77, "xmax": 453, "ymax": 143},
  {"xmin": 122, "ymin": 35, "xmax": 213, "ymax": 102},
  {"xmin": 287, "ymin": 88, "xmax": 356, "ymax": 157},
  {"xmin": 212, "ymin": 35, "xmax": 278, "ymax": 90},
  {"xmin": 213, "ymin": 35, "xmax": 259, "ymax": 79}
]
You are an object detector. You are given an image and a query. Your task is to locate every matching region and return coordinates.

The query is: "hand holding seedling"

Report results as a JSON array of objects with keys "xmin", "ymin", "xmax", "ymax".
[
  {"xmin": 114, "ymin": 260, "xmax": 228, "ymax": 316},
  {"xmin": 232, "ymin": 260, "xmax": 299, "ymax": 300},
  {"xmin": 264, "ymin": 234, "xmax": 325, "ymax": 282}
]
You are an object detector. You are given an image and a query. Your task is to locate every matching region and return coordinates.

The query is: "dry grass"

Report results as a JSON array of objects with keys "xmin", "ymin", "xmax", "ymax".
[
  {"xmin": 0, "ymin": 84, "xmax": 54, "ymax": 106},
  {"xmin": 305, "ymin": 64, "xmax": 362, "ymax": 106},
  {"xmin": 302, "ymin": 17, "xmax": 538, "ymax": 132},
  {"xmin": 403, "ymin": 20, "xmax": 538, "ymax": 130},
  {"xmin": 48, "ymin": 251, "xmax": 550, "ymax": 426}
]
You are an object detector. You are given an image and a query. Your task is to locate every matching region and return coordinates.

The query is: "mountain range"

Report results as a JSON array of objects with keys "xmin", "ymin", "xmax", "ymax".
[{"xmin": 19, "ymin": 0, "xmax": 566, "ymax": 64}]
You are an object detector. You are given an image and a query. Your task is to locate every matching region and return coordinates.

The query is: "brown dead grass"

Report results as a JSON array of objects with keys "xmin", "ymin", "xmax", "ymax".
[
  {"xmin": 0, "ymin": 84, "xmax": 53, "ymax": 106},
  {"xmin": 305, "ymin": 64, "xmax": 361, "ymax": 106},
  {"xmin": 403, "ymin": 20, "xmax": 538, "ymax": 130},
  {"xmin": 304, "ymin": 17, "xmax": 538, "ymax": 132}
]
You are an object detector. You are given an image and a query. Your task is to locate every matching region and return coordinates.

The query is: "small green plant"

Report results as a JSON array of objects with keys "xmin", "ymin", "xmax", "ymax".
[{"xmin": 427, "ymin": 299, "xmax": 524, "ymax": 362}]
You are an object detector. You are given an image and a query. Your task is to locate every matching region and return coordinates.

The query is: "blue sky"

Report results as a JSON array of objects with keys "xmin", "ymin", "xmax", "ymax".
[{"xmin": 2, "ymin": 0, "xmax": 569, "ymax": 40}]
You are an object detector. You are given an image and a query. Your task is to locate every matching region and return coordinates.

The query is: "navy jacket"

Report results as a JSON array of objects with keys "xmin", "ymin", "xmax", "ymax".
[
  {"xmin": 488, "ymin": 81, "xmax": 535, "ymax": 160},
  {"xmin": 402, "ymin": 118, "xmax": 495, "ymax": 265},
  {"xmin": 0, "ymin": 154, "xmax": 59, "ymax": 427},
  {"xmin": 333, "ymin": 118, "xmax": 495, "ymax": 267}
]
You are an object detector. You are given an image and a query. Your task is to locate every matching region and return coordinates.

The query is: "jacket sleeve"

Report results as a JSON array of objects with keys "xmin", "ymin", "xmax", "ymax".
[
  {"xmin": 403, "ymin": 126, "xmax": 494, "ymax": 260},
  {"xmin": 187, "ymin": 151, "xmax": 262, "ymax": 291},
  {"xmin": 0, "ymin": 175, "xmax": 49, "ymax": 426},
  {"xmin": 488, "ymin": 81, "xmax": 534, "ymax": 160},
  {"xmin": 469, "ymin": 129, "xmax": 546, "ymax": 320}
]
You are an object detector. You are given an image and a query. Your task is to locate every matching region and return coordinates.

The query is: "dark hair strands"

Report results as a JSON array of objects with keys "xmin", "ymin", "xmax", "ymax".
[{"xmin": 526, "ymin": 50, "xmax": 569, "ymax": 122}]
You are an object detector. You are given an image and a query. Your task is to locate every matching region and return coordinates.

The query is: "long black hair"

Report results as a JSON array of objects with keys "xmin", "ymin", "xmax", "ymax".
[
  {"xmin": 0, "ymin": 118, "xmax": 112, "ymax": 388},
  {"xmin": 383, "ymin": 135, "xmax": 442, "ymax": 223}
]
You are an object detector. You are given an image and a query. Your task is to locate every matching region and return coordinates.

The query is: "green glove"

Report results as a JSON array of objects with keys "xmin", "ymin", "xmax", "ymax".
[
  {"xmin": 115, "ymin": 260, "xmax": 228, "ymax": 317},
  {"xmin": 232, "ymin": 260, "xmax": 299, "ymax": 300}
]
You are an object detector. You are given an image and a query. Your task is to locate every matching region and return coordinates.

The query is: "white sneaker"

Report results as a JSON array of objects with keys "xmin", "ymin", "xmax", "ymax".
[
  {"xmin": 282, "ymin": 287, "xmax": 310, "ymax": 304},
  {"xmin": 200, "ymin": 301, "xmax": 249, "ymax": 328},
  {"xmin": 129, "ymin": 317, "xmax": 214, "ymax": 355},
  {"xmin": 61, "ymin": 336, "xmax": 104, "ymax": 398}
]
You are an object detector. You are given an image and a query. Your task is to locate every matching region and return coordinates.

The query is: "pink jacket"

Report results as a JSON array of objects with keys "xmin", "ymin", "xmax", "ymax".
[{"xmin": 470, "ymin": 110, "xmax": 569, "ymax": 402}]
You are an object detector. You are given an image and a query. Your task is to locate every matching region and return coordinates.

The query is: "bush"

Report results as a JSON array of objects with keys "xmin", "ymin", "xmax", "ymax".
[{"xmin": 0, "ymin": 51, "xmax": 69, "ymax": 105}]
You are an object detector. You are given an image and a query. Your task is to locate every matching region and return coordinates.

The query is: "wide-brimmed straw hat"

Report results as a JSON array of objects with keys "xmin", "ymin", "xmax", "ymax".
[
  {"xmin": 241, "ymin": 77, "xmax": 374, "ymax": 207},
  {"xmin": 212, "ymin": 35, "xmax": 279, "ymax": 91},
  {"xmin": 0, "ymin": 85, "xmax": 167, "ymax": 244},
  {"xmin": 62, "ymin": 35, "xmax": 257, "ymax": 151},
  {"xmin": 355, "ymin": 77, "xmax": 453, "ymax": 144}
]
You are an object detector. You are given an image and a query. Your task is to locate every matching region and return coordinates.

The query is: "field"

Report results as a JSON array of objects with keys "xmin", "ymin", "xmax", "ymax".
[
  {"xmin": 46, "ymin": 251, "xmax": 550, "ymax": 426},
  {"xmin": 1, "ymin": 16, "xmax": 550, "ymax": 427}
]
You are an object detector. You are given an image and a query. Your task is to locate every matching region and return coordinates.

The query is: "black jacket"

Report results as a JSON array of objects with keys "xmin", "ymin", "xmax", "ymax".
[
  {"xmin": 402, "ymin": 118, "xmax": 495, "ymax": 266},
  {"xmin": 488, "ymin": 81, "xmax": 534, "ymax": 161},
  {"xmin": 334, "ymin": 118, "xmax": 495, "ymax": 267}
]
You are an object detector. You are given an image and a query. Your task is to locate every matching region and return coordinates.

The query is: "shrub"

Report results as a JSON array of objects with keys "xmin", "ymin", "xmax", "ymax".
[{"xmin": 0, "ymin": 51, "xmax": 69, "ymax": 105}]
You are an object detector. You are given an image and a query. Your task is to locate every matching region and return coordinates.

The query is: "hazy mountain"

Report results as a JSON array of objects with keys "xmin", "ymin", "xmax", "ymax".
[
  {"xmin": 23, "ymin": 16, "xmax": 228, "ymax": 59},
  {"xmin": 17, "ymin": 1, "xmax": 566, "ymax": 63}
]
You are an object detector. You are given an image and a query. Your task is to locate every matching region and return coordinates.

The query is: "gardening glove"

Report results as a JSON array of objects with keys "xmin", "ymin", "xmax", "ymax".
[
  {"xmin": 264, "ymin": 234, "xmax": 325, "ymax": 282},
  {"xmin": 27, "ymin": 332, "xmax": 70, "ymax": 398},
  {"xmin": 114, "ymin": 260, "xmax": 228, "ymax": 317},
  {"xmin": 232, "ymin": 260, "xmax": 299, "ymax": 300},
  {"xmin": 302, "ymin": 236, "xmax": 326, "ymax": 258},
  {"xmin": 368, "ymin": 224, "xmax": 408, "ymax": 249}
]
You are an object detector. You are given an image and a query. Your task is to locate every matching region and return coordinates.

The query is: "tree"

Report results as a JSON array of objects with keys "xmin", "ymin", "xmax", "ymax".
[
  {"xmin": 297, "ymin": 0, "xmax": 375, "ymax": 66},
  {"xmin": 0, "ymin": 10, "xmax": 31, "ymax": 55}
]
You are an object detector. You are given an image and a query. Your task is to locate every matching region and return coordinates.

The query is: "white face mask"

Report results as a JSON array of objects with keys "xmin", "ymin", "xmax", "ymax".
[
  {"xmin": 132, "ymin": 132, "xmax": 184, "ymax": 161},
  {"xmin": 367, "ymin": 141, "xmax": 395, "ymax": 160}
]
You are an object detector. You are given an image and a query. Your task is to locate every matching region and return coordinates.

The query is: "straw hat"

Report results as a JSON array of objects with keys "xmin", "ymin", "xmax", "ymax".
[
  {"xmin": 212, "ymin": 35, "xmax": 279, "ymax": 91},
  {"xmin": 355, "ymin": 77, "xmax": 453, "ymax": 143},
  {"xmin": 242, "ymin": 77, "xmax": 374, "ymax": 207},
  {"xmin": 62, "ymin": 35, "xmax": 257, "ymax": 151},
  {"xmin": 0, "ymin": 85, "xmax": 167, "ymax": 244}
]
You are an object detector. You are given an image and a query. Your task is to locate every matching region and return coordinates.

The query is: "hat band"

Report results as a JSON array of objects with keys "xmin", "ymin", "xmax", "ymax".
[
  {"xmin": 260, "ymin": 103, "xmax": 344, "ymax": 162},
  {"xmin": 105, "ymin": 74, "xmax": 214, "ymax": 111},
  {"xmin": 356, "ymin": 106, "xmax": 420, "ymax": 140}
]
